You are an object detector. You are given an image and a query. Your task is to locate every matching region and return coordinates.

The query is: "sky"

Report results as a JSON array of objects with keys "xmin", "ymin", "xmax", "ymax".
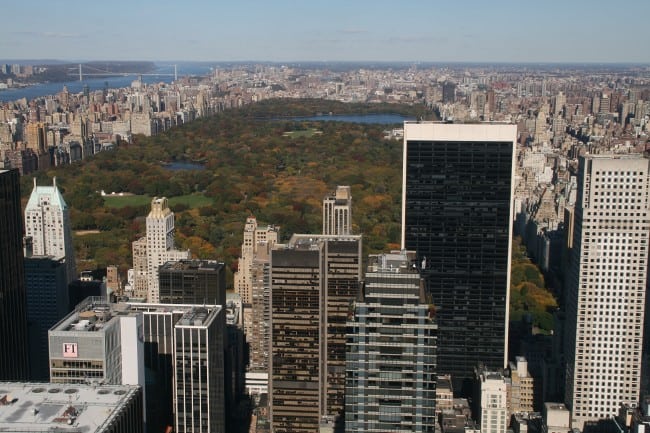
[{"xmin": 2, "ymin": 0, "xmax": 649, "ymax": 64}]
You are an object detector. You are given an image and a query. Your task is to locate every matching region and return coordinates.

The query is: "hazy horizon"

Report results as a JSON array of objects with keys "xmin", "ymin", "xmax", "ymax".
[{"xmin": 3, "ymin": 0, "xmax": 649, "ymax": 64}]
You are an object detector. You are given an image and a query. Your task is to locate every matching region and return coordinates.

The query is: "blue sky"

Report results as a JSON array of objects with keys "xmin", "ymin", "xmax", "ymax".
[{"xmin": 2, "ymin": 0, "xmax": 649, "ymax": 63}]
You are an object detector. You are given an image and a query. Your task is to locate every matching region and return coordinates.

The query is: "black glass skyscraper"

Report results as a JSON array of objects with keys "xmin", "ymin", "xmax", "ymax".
[
  {"xmin": 0, "ymin": 169, "xmax": 29, "ymax": 380},
  {"xmin": 401, "ymin": 122, "xmax": 516, "ymax": 393}
]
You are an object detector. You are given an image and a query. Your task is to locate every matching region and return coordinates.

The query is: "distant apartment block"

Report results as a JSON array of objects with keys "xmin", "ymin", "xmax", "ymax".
[{"xmin": 323, "ymin": 185, "xmax": 352, "ymax": 235}]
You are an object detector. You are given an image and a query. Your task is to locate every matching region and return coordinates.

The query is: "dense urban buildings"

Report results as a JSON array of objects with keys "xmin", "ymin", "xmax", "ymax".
[
  {"xmin": 322, "ymin": 185, "xmax": 352, "ymax": 235},
  {"xmin": 564, "ymin": 154, "xmax": 650, "ymax": 429},
  {"xmin": 24, "ymin": 177, "xmax": 76, "ymax": 283},
  {"xmin": 0, "ymin": 168, "xmax": 29, "ymax": 380},
  {"xmin": 345, "ymin": 251, "xmax": 437, "ymax": 433},
  {"xmin": 402, "ymin": 122, "xmax": 517, "ymax": 393},
  {"xmin": 269, "ymin": 234, "xmax": 361, "ymax": 433},
  {"xmin": 0, "ymin": 60, "xmax": 649, "ymax": 432}
]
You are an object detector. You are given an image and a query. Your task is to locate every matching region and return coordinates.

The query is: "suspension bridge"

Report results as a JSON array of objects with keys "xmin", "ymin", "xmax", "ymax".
[{"xmin": 68, "ymin": 64, "xmax": 178, "ymax": 82}]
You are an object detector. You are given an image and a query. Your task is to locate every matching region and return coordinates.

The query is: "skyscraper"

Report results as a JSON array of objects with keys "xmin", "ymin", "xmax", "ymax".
[
  {"xmin": 564, "ymin": 154, "xmax": 650, "ymax": 429},
  {"xmin": 345, "ymin": 251, "xmax": 437, "ymax": 433},
  {"xmin": 174, "ymin": 306, "xmax": 225, "ymax": 433},
  {"xmin": 132, "ymin": 197, "xmax": 190, "ymax": 303},
  {"xmin": 0, "ymin": 169, "xmax": 29, "ymax": 380},
  {"xmin": 322, "ymin": 185, "xmax": 352, "ymax": 235},
  {"xmin": 402, "ymin": 122, "xmax": 516, "ymax": 392},
  {"xmin": 269, "ymin": 234, "xmax": 362, "ymax": 433},
  {"xmin": 24, "ymin": 177, "xmax": 76, "ymax": 283},
  {"xmin": 24, "ymin": 256, "xmax": 68, "ymax": 380}
]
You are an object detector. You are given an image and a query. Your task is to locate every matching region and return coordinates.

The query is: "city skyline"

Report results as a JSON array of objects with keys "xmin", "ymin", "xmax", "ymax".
[{"xmin": 2, "ymin": 0, "xmax": 650, "ymax": 64}]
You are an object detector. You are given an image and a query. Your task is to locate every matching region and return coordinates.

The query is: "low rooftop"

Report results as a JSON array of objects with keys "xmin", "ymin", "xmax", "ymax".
[{"xmin": 0, "ymin": 382, "xmax": 140, "ymax": 432}]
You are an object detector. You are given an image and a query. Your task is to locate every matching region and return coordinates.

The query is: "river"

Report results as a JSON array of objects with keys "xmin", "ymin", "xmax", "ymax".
[{"xmin": 0, "ymin": 64, "xmax": 213, "ymax": 102}]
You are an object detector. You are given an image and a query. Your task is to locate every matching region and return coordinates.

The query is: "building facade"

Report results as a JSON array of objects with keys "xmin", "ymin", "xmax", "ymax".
[
  {"xmin": 174, "ymin": 307, "xmax": 225, "ymax": 433},
  {"xmin": 564, "ymin": 154, "xmax": 650, "ymax": 429},
  {"xmin": 269, "ymin": 234, "xmax": 362, "ymax": 433},
  {"xmin": 24, "ymin": 177, "xmax": 76, "ymax": 283},
  {"xmin": 322, "ymin": 185, "xmax": 352, "ymax": 235},
  {"xmin": 345, "ymin": 251, "xmax": 437, "ymax": 433},
  {"xmin": 159, "ymin": 259, "xmax": 226, "ymax": 305},
  {"xmin": 48, "ymin": 298, "xmax": 145, "ymax": 388},
  {"xmin": 402, "ymin": 122, "xmax": 516, "ymax": 391},
  {"xmin": 234, "ymin": 216, "xmax": 278, "ymax": 304},
  {"xmin": 24, "ymin": 255, "xmax": 68, "ymax": 380},
  {"xmin": 0, "ymin": 169, "xmax": 29, "ymax": 380}
]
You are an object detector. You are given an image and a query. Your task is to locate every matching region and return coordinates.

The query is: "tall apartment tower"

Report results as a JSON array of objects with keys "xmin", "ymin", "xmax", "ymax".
[
  {"xmin": 234, "ymin": 216, "xmax": 278, "ymax": 304},
  {"xmin": 564, "ymin": 154, "xmax": 650, "ymax": 429},
  {"xmin": 135, "ymin": 197, "xmax": 190, "ymax": 303},
  {"xmin": 402, "ymin": 122, "xmax": 516, "ymax": 392},
  {"xmin": 269, "ymin": 234, "xmax": 362, "ymax": 433},
  {"xmin": 322, "ymin": 185, "xmax": 352, "ymax": 235},
  {"xmin": 24, "ymin": 177, "xmax": 76, "ymax": 283},
  {"xmin": 174, "ymin": 307, "xmax": 225, "ymax": 433},
  {"xmin": 345, "ymin": 251, "xmax": 437, "ymax": 433},
  {"xmin": 0, "ymin": 169, "xmax": 29, "ymax": 380}
]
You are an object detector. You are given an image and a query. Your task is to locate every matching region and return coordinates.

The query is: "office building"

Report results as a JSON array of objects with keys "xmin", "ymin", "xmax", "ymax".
[
  {"xmin": 174, "ymin": 306, "xmax": 225, "ymax": 433},
  {"xmin": 0, "ymin": 169, "xmax": 29, "ymax": 380},
  {"xmin": 345, "ymin": 251, "xmax": 437, "ymax": 433},
  {"xmin": 24, "ymin": 255, "xmax": 68, "ymax": 380},
  {"xmin": 159, "ymin": 259, "xmax": 226, "ymax": 305},
  {"xmin": 322, "ymin": 185, "xmax": 352, "ymax": 235},
  {"xmin": 24, "ymin": 177, "xmax": 76, "ymax": 283},
  {"xmin": 402, "ymin": 122, "xmax": 516, "ymax": 392},
  {"xmin": 564, "ymin": 154, "xmax": 650, "ymax": 429},
  {"xmin": 127, "ymin": 302, "xmax": 223, "ymax": 433},
  {"xmin": 269, "ymin": 234, "xmax": 361, "ymax": 433},
  {"xmin": 48, "ymin": 297, "xmax": 145, "ymax": 390},
  {"xmin": 0, "ymin": 383, "xmax": 144, "ymax": 433}
]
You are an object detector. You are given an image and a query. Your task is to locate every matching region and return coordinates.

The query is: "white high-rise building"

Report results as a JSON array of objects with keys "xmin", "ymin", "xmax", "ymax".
[
  {"xmin": 477, "ymin": 368, "xmax": 508, "ymax": 433},
  {"xmin": 24, "ymin": 177, "xmax": 76, "ymax": 282},
  {"xmin": 565, "ymin": 154, "xmax": 650, "ymax": 429},
  {"xmin": 136, "ymin": 197, "xmax": 189, "ymax": 303},
  {"xmin": 323, "ymin": 185, "xmax": 352, "ymax": 235}
]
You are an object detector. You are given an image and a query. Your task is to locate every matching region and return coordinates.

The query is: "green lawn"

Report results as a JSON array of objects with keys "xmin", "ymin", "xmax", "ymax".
[
  {"xmin": 103, "ymin": 194, "xmax": 213, "ymax": 209},
  {"xmin": 283, "ymin": 128, "xmax": 322, "ymax": 138}
]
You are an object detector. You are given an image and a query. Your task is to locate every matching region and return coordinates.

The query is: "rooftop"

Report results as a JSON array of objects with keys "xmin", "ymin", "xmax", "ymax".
[
  {"xmin": 0, "ymin": 382, "xmax": 140, "ymax": 432},
  {"xmin": 160, "ymin": 259, "xmax": 224, "ymax": 272}
]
